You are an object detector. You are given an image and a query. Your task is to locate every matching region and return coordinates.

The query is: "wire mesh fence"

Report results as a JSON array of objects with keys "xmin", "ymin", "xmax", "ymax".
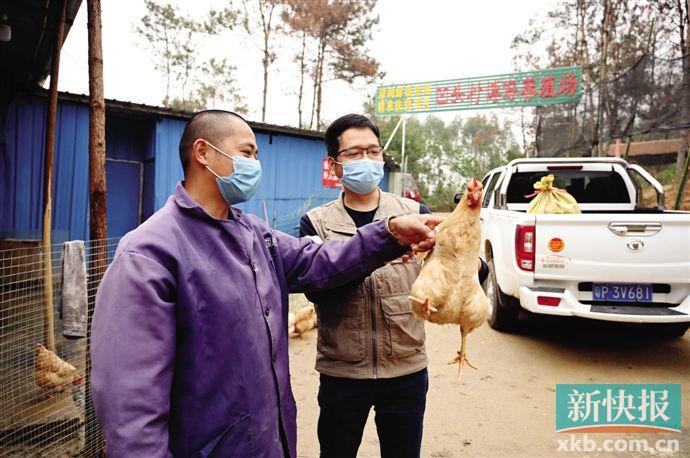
[
  {"xmin": 260, "ymin": 189, "xmax": 342, "ymax": 235},
  {"xmin": 0, "ymin": 237, "xmax": 120, "ymax": 457},
  {"xmin": 540, "ymin": 53, "xmax": 689, "ymax": 156},
  {"xmin": 0, "ymin": 193, "xmax": 340, "ymax": 456}
]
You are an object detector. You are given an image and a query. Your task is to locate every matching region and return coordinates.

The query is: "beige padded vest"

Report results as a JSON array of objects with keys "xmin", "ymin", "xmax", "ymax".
[{"xmin": 306, "ymin": 191, "xmax": 427, "ymax": 379}]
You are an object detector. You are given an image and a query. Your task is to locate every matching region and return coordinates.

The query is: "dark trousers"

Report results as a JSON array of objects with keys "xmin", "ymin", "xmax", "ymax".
[{"xmin": 317, "ymin": 368, "xmax": 428, "ymax": 458}]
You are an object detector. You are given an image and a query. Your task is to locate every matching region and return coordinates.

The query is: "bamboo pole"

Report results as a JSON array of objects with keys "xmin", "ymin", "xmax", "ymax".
[
  {"xmin": 41, "ymin": 0, "xmax": 67, "ymax": 353},
  {"xmin": 86, "ymin": 0, "xmax": 107, "ymax": 453}
]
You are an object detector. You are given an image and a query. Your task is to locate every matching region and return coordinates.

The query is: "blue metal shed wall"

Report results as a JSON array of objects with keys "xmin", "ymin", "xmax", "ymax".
[
  {"xmin": 1, "ymin": 95, "xmax": 90, "ymax": 242},
  {"xmin": 153, "ymin": 118, "xmax": 185, "ymax": 210},
  {"xmin": 236, "ymin": 132, "xmax": 343, "ymax": 234},
  {"xmin": 1, "ymin": 95, "xmax": 157, "ymax": 242},
  {"xmin": 151, "ymin": 122, "xmax": 357, "ymax": 236},
  {"xmin": 1, "ymin": 94, "xmax": 394, "ymax": 241},
  {"xmin": 106, "ymin": 116, "xmax": 151, "ymax": 162},
  {"xmin": 381, "ymin": 166, "xmax": 389, "ymax": 192}
]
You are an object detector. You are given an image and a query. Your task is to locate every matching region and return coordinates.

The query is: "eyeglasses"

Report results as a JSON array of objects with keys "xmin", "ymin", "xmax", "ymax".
[{"xmin": 336, "ymin": 146, "xmax": 385, "ymax": 162}]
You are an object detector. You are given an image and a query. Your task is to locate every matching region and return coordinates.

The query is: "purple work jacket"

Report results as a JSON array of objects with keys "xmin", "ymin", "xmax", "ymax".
[{"xmin": 91, "ymin": 183, "xmax": 405, "ymax": 457}]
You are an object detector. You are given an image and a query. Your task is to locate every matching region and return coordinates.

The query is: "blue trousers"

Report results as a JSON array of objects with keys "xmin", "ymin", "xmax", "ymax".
[{"xmin": 317, "ymin": 368, "xmax": 429, "ymax": 458}]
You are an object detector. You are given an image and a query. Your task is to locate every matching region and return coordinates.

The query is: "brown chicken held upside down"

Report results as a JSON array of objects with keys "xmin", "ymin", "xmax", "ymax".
[{"xmin": 409, "ymin": 178, "xmax": 489, "ymax": 377}]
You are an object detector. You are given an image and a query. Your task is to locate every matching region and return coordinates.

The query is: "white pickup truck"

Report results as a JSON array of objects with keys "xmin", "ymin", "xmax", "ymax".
[{"xmin": 474, "ymin": 157, "xmax": 690, "ymax": 337}]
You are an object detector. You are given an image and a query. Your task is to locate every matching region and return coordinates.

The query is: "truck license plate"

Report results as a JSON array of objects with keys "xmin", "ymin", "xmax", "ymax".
[{"xmin": 592, "ymin": 283, "xmax": 653, "ymax": 302}]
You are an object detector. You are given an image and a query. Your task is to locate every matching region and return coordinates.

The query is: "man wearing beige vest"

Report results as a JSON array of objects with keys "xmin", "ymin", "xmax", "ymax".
[{"xmin": 300, "ymin": 114, "xmax": 488, "ymax": 458}]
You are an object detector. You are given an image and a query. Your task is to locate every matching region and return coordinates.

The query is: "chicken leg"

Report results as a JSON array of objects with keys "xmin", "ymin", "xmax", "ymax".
[
  {"xmin": 448, "ymin": 327, "xmax": 478, "ymax": 378},
  {"xmin": 410, "ymin": 295, "xmax": 438, "ymax": 318}
]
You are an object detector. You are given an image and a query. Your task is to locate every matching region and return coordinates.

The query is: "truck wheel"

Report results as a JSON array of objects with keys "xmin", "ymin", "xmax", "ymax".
[
  {"xmin": 644, "ymin": 323, "xmax": 689, "ymax": 338},
  {"xmin": 485, "ymin": 260, "xmax": 519, "ymax": 331}
]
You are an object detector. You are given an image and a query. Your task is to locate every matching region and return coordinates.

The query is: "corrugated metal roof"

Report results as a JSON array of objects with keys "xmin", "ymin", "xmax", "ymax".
[
  {"xmin": 1, "ymin": 93, "xmax": 397, "ymax": 241},
  {"xmin": 1, "ymin": 94, "xmax": 90, "ymax": 242},
  {"xmin": 30, "ymin": 90, "xmax": 401, "ymax": 170},
  {"xmin": 39, "ymin": 90, "xmax": 325, "ymax": 139}
]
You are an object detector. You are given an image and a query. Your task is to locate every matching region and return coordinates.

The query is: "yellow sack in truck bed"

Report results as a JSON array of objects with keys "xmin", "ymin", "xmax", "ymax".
[{"xmin": 526, "ymin": 174, "xmax": 581, "ymax": 214}]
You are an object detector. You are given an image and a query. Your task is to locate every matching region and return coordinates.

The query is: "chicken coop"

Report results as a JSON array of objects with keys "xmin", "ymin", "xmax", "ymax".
[{"xmin": 0, "ymin": 239, "xmax": 119, "ymax": 456}]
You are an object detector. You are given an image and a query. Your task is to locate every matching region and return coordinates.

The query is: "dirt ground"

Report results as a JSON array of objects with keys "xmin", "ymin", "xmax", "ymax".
[{"xmin": 288, "ymin": 295, "xmax": 690, "ymax": 458}]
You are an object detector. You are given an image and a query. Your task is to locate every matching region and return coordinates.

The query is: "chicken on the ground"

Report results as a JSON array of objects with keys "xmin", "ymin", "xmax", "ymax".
[
  {"xmin": 34, "ymin": 343, "xmax": 84, "ymax": 397},
  {"xmin": 288, "ymin": 305, "xmax": 317, "ymax": 337}
]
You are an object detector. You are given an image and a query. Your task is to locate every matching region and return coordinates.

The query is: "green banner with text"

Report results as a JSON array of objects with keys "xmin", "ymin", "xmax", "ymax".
[{"xmin": 375, "ymin": 66, "xmax": 583, "ymax": 116}]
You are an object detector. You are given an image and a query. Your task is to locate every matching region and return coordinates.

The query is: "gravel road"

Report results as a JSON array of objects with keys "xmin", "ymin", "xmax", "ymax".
[{"xmin": 288, "ymin": 294, "xmax": 689, "ymax": 457}]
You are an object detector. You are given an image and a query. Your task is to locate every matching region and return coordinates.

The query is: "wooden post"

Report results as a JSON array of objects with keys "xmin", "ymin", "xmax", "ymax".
[
  {"xmin": 675, "ymin": 147, "xmax": 690, "ymax": 210},
  {"xmin": 86, "ymin": 0, "xmax": 107, "ymax": 454},
  {"xmin": 88, "ymin": 0, "xmax": 107, "ymax": 244},
  {"xmin": 42, "ymin": 0, "xmax": 67, "ymax": 353},
  {"xmin": 623, "ymin": 136, "xmax": 632, "ymax": 162}
]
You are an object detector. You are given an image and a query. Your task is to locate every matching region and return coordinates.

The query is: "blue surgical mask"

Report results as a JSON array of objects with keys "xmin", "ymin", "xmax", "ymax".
[
  {"xmin": 205, "ymin": 142, "xmax": 262, "ymax": 205},
  {"xmin": 336, "ymin": 158, "xmax": 384, "ymax": 194}
]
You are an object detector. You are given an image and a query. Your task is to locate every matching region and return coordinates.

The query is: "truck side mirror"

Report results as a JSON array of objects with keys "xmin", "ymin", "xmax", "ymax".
[{"xmin": 453, "ymin": 193, "xmax": 462, "ymax": 204}]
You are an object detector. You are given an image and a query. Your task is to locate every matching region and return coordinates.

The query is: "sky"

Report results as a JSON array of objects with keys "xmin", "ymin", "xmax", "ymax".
[{"xmin": 58, "ymin": 0, "xmax": 551, "ymax": 138}]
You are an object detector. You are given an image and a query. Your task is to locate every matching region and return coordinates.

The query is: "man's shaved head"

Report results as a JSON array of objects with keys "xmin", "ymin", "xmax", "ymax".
[{"xmin": 179, "ymin": 110, "xmax": 248, "ymax": 173}]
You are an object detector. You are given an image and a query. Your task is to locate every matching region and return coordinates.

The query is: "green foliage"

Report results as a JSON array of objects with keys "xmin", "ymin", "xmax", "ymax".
[
  {"xmin": 652, "ymin": 163, "xmax": 677, "ymax": 186},
  {"xmin": 282, "ymin": 0, "xmax": 382, "ymax": 128},
  {"xmin": 135, "ymin": 1, "xmax": 200, "ymax": 101},
  {"xmin": 163, "ymin": 96, "xmax": 206, "ymax": 113},
  {"xmin": 136, "ymin": 1, "xmax": 244, "ymax": 112},
  {"xmin": 191, "ymin": 58, "xmax": 248, "ymax": 114},
  {"xmin": 422, "ymin": 183, "xmax": 460, "ymax": 212},
  {"xmin": 375, "ymin": 113, "xmax": 519, "ymax": 211},
  {"xmin": 136, "ymin": 0, "xmax": 382, "ymax": 123},
  {"xmin": 511, "ymin": 0, "xmax": 687, "ymax": 156}
]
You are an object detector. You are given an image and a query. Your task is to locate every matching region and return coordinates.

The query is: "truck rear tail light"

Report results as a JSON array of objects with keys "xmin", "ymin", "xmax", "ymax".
[
  {"xmin": 537, "ymin": 296, "xmax": 561, "ymax": 306},
  {"xmin": 547, "ymin": 165, "xmax": 583, "ymax": 171},
  {"xmin": 515, "ymin": 225, "xmax": 535, "ymax": 271}
]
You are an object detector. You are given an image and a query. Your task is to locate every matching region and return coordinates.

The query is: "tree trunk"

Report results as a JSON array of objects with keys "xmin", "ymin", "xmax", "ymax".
[
  {"xmin": 262, "ymin": 40, "xmax": 269, "ymax": 122},
  {"xmin": 309, "ymin": 37, "xmax": 323, "ymax": 129},
  {"xmin": 163, "ymin": 28, "xmax": 171, "ymax": 102},
  {"xmin": 297, "ymin": 31, "xmax": 306, "ymax": 128},
  {"xmin": 42, "ymin": 0, "xmax": 67, "ymax": 353},
  {"xmin": 534, "ymin": 106, "xmax": 543, "ymax": 157},
  {"xmin": 259, "ymin": 0, "xmax": 275, "ymax": 123},
  {"xmin": 576, "ymin": 0, "xmax": 585, "ymax": 63},
  {"xmin": 520, "ymin": 107, "xmax": 529, "ymax": 157},
  {"xmin": 315, "ymin": 40, "xmax": 326, "ymax": 129},
  {"xmin": 675, "ymin": 0, "xmax": 690, "ymax": 187},
  {"xmin": 594, "ymin": 0, "xmax": 611, "ymax": 157},
  {"xmin": 86, "ymin": 0, "xmax": 107, "ymax": 454},
  {"xmin": 88, "ymin": 0, "xmax": 107, "ymax": 244}
]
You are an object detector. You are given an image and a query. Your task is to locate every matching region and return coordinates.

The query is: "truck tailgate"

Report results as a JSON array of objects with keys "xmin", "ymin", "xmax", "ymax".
[{"xmin": 533, "ymin": 213, "xmax": 690, "ymax": 283}]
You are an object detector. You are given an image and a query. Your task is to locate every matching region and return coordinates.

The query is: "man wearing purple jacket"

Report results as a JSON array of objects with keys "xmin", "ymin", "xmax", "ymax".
[{"xmin": 91, "ymin": 110, "xmax": 441, "ymax": 457}]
